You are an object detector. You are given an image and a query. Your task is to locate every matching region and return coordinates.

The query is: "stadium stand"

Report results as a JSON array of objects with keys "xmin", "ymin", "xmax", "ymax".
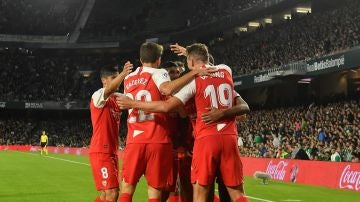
[
  {"xmin": 0, "ymin": 0, "xmax": 85, "ymax": 35},
  {"xmin": 238, "ymin": 99, "xmax": 360, "ymax": 162},
  {"xmin": 211, "ymin": 0, "xmax": 360, "ymax": 75}
]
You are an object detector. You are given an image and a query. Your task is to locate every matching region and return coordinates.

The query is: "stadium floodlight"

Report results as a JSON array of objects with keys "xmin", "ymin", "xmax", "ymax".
[
  {"xmin": 296, "ymin": 7, "xmax": 312, "ymax": 14},
  {"xmin": 283, "ymin": 14, "xmax": 292, "ymax": 20},
  {"xmin": 248, "ymin": 22, "xmax": 260, "ymax": 27},
  {"xmin": 264, "ymin": 18, "xmax": 272, "ymax": 24},
  {"xmin": 253, "ymin": 171, "xmax": 272, "ymax": 185}
]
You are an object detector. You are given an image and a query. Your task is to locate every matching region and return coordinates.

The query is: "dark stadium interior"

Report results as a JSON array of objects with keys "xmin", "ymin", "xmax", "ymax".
[{"xmin": 0, "ymin": 0, "xmax": 359, "ymax": 164}]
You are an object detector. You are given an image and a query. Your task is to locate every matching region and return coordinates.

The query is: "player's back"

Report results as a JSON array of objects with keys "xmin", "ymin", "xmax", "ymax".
[
  {"xmin": 194, "ymin": 65, "xmax": 237, "ymax": 138},
  {"xmin": 124, "ymin": 66, "xmax": 171, "ymax": 144}
]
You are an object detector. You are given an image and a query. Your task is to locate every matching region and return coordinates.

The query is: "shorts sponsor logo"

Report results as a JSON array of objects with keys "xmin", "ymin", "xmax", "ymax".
[
  {"xmin": 266, "ymin": 160, "xmax": 288, "ymax": 180},
  {"xmin": 102, "ymin": 180, "xmax": 107, "ymax": 187},
  {"xmin": 339, "ymin": 165, "xmax": 360, "ymax": 191}
]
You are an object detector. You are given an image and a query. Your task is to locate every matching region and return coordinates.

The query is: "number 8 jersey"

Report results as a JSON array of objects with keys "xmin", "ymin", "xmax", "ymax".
[
  {"xmin": 123, "ymin": 66, "xmax": 172, "ymax": 144},
  {"xmin": 174, "ymin": 64, "xmax": 237, "ymax": 139}
]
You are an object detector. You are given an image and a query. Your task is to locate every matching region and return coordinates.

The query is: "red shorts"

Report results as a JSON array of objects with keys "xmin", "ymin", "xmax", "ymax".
[
  {"xmin": 89, "ymin": 153, "xmax": 119, "ymax": 191},
  {"xmin": 122, "ymin": 143, "xmax": 173, "ymax": 189},
  {"xmin": 191, "ymin": 135, "xmax": 243, "ymax": 186}
]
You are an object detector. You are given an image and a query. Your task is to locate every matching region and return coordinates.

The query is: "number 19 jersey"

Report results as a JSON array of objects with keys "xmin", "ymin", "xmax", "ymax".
[
  {"xmin": 174, "ymin": 65, "xmax": 237, "ymax": 139},
  {"xmin": 123, "ymin": 66, "xmax": 172, "ymax": 144}
]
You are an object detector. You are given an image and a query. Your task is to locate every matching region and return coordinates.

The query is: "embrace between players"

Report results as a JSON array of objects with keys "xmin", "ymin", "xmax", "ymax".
[{"xmin": 88, "ymin": 42, "xmax": 250, "ymax": 202}]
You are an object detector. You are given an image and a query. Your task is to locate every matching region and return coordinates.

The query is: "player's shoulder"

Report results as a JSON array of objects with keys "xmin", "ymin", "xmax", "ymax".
[
  {"xmin": 91, "ymin": 88, "xmax": 104, "ymax": 99},
  {"xmin": 125, "ymin": 67, "xmax": 141, "ymax": 79},
  {"xmin": 216, "ymin": 64, "xmax": 232, "ymax": 75}
]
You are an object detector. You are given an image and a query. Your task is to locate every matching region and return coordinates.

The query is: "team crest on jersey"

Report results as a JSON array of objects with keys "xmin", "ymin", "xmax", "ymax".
[
  {"xmin": 102, "ymin": 180, "xmax": 107, "ymax": 187},
  {"xmin": 110, "ymin": 109, "xmax": 121, "ymax": 121},
  {"xmin": 162, "ymin": 72, "xmax": 169, "ymax": 79}
]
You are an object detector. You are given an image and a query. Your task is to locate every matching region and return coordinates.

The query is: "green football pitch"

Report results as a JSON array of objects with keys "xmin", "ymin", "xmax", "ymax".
[{"xmin": 0, "ymin": 151, "xmax": 359, "ymax": 202}]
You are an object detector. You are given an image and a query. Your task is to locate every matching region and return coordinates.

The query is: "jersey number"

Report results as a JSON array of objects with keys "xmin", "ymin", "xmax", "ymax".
[
  {"xmin": 101, "ymin": 167, "xmax": 108, "ymax": 179},
  {"xmin": 204, "ymin": 84, "xmax": 233, "ymax": 108},
  {"xmin": 127, "ymin": 90, "xmax": 154, "ymax": 123}
]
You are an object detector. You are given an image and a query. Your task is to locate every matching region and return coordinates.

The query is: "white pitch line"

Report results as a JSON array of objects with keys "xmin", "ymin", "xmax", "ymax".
[
  {"xmin": 247, "ymin": 196, "xmax": 275, "ymax": 202},
  {"xmin": 20, "ymin": 151, "xmax": 90, "ymax": 166},
  {"xmin": 215, "ymin": 189, "xmax": 274, "ymax": 202},
  {"xmin": 44, "ymin": 155, "xmax": 90, "ymax": 166}
]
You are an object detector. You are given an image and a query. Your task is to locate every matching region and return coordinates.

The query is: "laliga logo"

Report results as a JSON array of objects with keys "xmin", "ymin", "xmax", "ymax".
[
  {"xmin": 266, "ymin": 160, "xmax": 288, "ymax": 180},
  {"xmin": 339, "ymin": 165, "xmax": 360, "ymax": 191}
]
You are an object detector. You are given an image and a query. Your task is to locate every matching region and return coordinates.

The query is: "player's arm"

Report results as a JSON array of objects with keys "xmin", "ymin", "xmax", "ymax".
[
  {"xmin": 159, "ymin": 68, "xmax": 216, "ymax": 96},
  {"xmin": 170, "ymin": 43, "xmax": 187, "ymax": 56},
  {"xmin": 118, "ymin": 79, "xmax": 195, "ymax": 112},
  {"xmin": 201, "ymin": 95, "xmax": 250, "ymax": 124},
  {"xmin": 103, "ymin": 61, "xmax": 133, "ymax": 99},
  {"xmin": 117, "ymin": 96, "xmax": 183, "ymax": 113}
]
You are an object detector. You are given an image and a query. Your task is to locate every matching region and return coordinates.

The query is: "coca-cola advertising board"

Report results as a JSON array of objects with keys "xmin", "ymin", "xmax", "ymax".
[{"xmin": 241, "ymin": 157, "xmax": 360, "ymax": 192}]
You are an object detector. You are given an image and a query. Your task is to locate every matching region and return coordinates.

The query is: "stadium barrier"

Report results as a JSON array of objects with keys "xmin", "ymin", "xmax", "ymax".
[
  {"xmin": 0, "ymin": 145, "xmax": 124, "ymax": 159},
  {"xmin": 242, "ymin": 157, "xmax": 360, "ymax": 192},
  {"xmin": 2, "ymin": 145, "xmax": 359, "ymax": 192}
]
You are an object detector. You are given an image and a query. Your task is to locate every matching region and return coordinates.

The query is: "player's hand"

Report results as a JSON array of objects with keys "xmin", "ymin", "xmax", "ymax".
[
  {"xmin": 201, "ymin": 107, "xmax": 224, "ymax": 124},
  {"xmin": 121, "ymin": 61, "xmax": 133, "ymax": 76},
  {"xmin": 170, "ymin": 43, "xmax": 187, "ymax": 56},
  {"xmin": 194, "ymin": 66, "xmax": 218, "ymax": 76},
  {"xmin": 116, "ymin": 95, "xmax": 133, "ymax": 109}
]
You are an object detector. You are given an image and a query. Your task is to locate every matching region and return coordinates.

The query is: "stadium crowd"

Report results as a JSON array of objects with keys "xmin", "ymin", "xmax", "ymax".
[
  {"xmin": 1, "ymin": 98, "xmax": 359, "ymax": 163},
  {"xmin": 238, "ymin": 99, "xmax": 360, "ymax": 162},
  {"xmin": 0, "ymin": 119, "xmax": 92, "ymax": 148},
  {"xmin": 0, "ymin": 0, "xmax": 84, "ymax": 35},
  {"xmin": 212, "ymin": 0, "xmax": 360, "ymax": 75}
]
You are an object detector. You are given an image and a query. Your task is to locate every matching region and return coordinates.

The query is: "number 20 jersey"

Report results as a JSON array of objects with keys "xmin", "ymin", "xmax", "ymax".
[
  {"xmin": 174, "ymin": 65, "xmax": 237, "ymax": 139},
  {"xmin": 123, "ymin": 66, "xmax": 172, "ymax": 144}
]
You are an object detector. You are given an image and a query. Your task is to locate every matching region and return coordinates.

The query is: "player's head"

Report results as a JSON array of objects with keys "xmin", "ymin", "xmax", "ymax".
[
  {"xmin": 100, "ymin": 64, "xmax": 119, "ymax": 87},
  {"xmin": 160, "ymin": 61, "xmax": 182, "ymax": 80},
  {"xmin": 140, "ymin": 42, "xmax": 163, "ymax": 68},
  {"xmin": 186, "ymin": 43, "xmax": 209, "ymax": 70},
  {"xmin": 42, "ymin": 131, "xmax": 46, "ymax": 135}
]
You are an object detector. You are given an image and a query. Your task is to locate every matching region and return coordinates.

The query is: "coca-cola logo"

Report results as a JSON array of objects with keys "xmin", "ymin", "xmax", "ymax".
[
  {"xmin": 266, "ymin": 160, "xmax": 288, "ymax": 180},
  {"xmin": 339, "ymin": 165, "xmax": 360, "ymax": 191}
]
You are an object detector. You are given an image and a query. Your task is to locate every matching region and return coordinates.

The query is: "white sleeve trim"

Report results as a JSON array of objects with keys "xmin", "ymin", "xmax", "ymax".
[
  {"xmin": 174, "ymin": 79, "xmax": 196, "ymax": 104},
  {"xmin": 217, "ymin": 64, "xmax": 232, "ymax": 76},
  {"xmin": 91, "ymin": 88, "xmax": 107, "ymax": 108},
  {"xmin": 152, "ymin": 69, "xmax": 171, "ymax": 89}
]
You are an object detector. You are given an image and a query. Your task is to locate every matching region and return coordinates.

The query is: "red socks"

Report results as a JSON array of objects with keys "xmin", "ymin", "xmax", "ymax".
[
  {"xmin": 168, "ymin": 195, "xmax": 179, "ymax": 202},
  {"xmin": 236, "ymin": 196, "xmax": 249, "ymax": 202},
  {"xmin": 119, "ymin": 193, "xmax": 132, "ymax": 202},
  {"xmin": 148, "ymin": 199, "xmax": 161, "ymax": 202},
  {"xmin": 214, "ymin": 195, "xmax": 220, "ymax": 202},
  {"xmin": 94, "ymin": 196, "xmax": 102, "ymax": 202},
  {"xmin": 105, "ymin": 201, "xmax": 113, "ymax": 202}
]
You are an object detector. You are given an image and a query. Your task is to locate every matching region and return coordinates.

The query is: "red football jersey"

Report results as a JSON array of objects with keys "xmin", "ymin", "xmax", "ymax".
[
  {"xmin": 89, "ymin": 88, "xmax": 122, "ymax": 154},
  {"xmin": 124, "ymin": 66, "xmax": 171, "ymax": 144},
  {"xmin": 175, "ymin": 65, "xmax": 237, "ymax": 139}
]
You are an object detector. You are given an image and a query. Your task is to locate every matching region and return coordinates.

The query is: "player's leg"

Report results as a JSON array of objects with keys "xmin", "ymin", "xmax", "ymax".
[
  {"xmin": 191, "ymin": 136, "xmax": 221, "ymax": 202},
  {"xmin": 44, "ymin": 145, "xmax": 48, "ymax": 155},
  {"xmin": 119, "ymin": 144, "xmax": 146, "ymax": 202},
  {"xmin": 145, "ymin": 143, "xmax": 173, "ymax": 202},
  {"xmin": 90, "ymin": 153, "xmax": 121, "ymax": 202},
  {"xmin": 40, "ymin": 144, "xmax": 44, "ymax": 155},
  {"xmin": 193, "ymin": 183, "xmax": 211, "ymax": 202},
  {"xmin": 219, "ymin": 135, "xmax": 248, "ymax": 202},
  {"xmin": 217, "ymin": 177, "xmax": 231, "ymax": 202},
  {"xmin": 178, "ymin": 155, "xmax": 193, "ymax": 202}
]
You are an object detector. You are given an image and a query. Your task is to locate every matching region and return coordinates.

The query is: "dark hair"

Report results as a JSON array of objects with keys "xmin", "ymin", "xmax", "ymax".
[
  {"xmin": 160, "ymin": 61, "xmax": 178, "ymax": 69},
  {"xmin": 100, "ymin": 64, "xmax": 118, "ymax": 78},
  {"xmin": 140, "ymin": 42, "xmax": 163, "ymax": 63},
  {"xmin": 186, "ymin": 43, "xmax": 209, "ymax": 63}
]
